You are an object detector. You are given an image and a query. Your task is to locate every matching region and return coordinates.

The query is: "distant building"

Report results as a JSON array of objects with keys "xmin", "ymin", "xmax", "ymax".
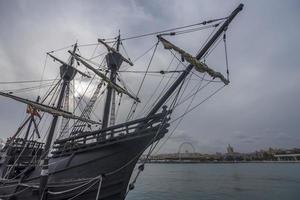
[{"xmin": 140, "ymin": 145, "xmax": 300, "ymax": 163}]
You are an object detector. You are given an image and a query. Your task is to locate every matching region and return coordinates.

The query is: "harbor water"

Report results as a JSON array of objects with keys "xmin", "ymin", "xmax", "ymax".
[{"xmin": 127, "ymin": 163, "xmax": 300, "ymax": 200}]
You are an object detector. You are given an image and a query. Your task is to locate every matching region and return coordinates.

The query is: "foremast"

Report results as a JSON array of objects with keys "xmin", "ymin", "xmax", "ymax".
[
  {"xmin": 102, "ymin": 33, "xmax": 121, "ymax": 129},
  {"xmin": 68, "ymin": 36, "xmax": 137, "ymax": 130},
  {"xmin": 147, "ymin": 3, "xmax": 244, "ymax": 118},
  {"xmin": 39, "ymin": 44, "xmax": 78, "ymax": 197}
]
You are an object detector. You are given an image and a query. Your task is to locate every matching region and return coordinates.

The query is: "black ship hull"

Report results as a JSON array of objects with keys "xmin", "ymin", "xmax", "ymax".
[{"xmin": 0, "ymin": 122, "xmax": 169, "ymax": 200}]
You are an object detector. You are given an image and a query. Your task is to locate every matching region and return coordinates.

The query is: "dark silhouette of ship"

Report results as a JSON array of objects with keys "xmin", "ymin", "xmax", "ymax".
[{"xmin": 0, "ymin": 4, "xmax": 243, "ymax": 200}]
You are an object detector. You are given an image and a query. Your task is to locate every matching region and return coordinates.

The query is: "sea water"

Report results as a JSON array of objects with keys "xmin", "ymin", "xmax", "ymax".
[{"xmin": 127, "ymin": 163, "xmax": 300, "ymax": 200}]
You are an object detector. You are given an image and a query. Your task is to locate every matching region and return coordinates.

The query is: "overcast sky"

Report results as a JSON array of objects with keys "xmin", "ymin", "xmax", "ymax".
[{"xmin": 0, "ymin": 0, "xmax": 299, "ymax": 154}]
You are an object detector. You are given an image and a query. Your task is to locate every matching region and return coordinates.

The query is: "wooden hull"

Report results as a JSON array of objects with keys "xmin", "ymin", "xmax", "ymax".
[{"xmin": 0, "ymin": 125, "xmax": 168, "ymax": 200}]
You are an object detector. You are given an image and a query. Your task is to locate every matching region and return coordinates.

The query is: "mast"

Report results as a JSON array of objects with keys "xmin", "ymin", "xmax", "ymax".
[
  {"xmin": 147, "ymin": 3, "xmax": 243, "ymax": 118},
  {"xmin": 110, "ymin": 33, "xmax": 121, "ymax": 126},
  {"xmin": 60, "ymin": 44, "xmax": 78, "ymax": 137},
  {"xmin": 39, "ymin": 43, "xmax": 78, "ymax": 197},
  {"xmin": 102, "ymin": 32, "xmax": 121, "ymax": 129}
]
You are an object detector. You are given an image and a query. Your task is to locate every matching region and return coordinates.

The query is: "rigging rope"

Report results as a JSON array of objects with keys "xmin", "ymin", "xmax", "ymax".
[
  {"xmin": 121, "ymin": 17, "xmax": 227, "ymax": 41},
  {"xmin": 176, "ymin": 80, "xmax": 211, "ymax": 107},
  {"xmin": 0, "ymin": 82, "xmax": 59, "ymax": 94},
  {"xmin": 87, "ymin": 52, "xmax": 106, "ymax": 61},
  {"xmin": 40, "ymin": 78, "xmax": 61, "ymax": 104},
  {"xmin": 39, "ymin": 54, "xmax": 49, "ymax": 96},
  {"xmin": 126, "ymin": 41, "xmax": 159, "ymax": 121},
  {"xmin": 120, "ymin": 41, "xmax": 131, "ymax": 61},
  {"xmin": 171, "ymin": 84, "xmax": 225, "ymax": 124},
  {"xmin": 119, "ymin": 69, "xmax": 184, "ymax": 74},
  {"xmin": 122, "ymin": 42, "xmax": 158, "ymax": 72},
  {"xmin": 137, "ymin": 56, "xmax": 176, "ymax": 117},
  {"xmin": 202, "ymin": 33, "xmax": 223, "ymax": 60},
  {"xmin": 90, "ymin": 43, "xmax": 99, "ymax": 59},
  {"xmin": 0, "ymin": 78, "xmax": 58, "ymax": 85},
  {"xmin": 154, "ymin": 83, "xmax": 225, "ymax": 154},
  {"xmin": 159, "ymin": 23, "xmax": 220, "ymax": 37}
]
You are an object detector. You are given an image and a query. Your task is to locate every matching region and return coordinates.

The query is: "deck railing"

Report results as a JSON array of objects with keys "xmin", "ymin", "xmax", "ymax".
[{"xmin": 52, "ymin": 109, "xmax": 171, "ymax": 156}]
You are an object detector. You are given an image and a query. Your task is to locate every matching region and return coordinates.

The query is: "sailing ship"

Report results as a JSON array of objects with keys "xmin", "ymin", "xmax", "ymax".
[{"xmin": 0, "ymin": 4, "xmax": 243, "ymax": 200}]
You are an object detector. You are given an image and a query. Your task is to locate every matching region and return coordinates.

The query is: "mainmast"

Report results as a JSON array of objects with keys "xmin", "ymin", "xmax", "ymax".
[
  {"xmin": 40, "ymin": 43, "xmax": 78, "ymax": 197},
  {"xmin": 102, "ymin": 33, "xmax": 122, "ymax": 128},
  {"xmin": 60, "ymin": 44, "xmax": 77, "ymax": 137},
  {"xmin": 147, "ymin": 3, "xmax": 243, "ymax": 117}
]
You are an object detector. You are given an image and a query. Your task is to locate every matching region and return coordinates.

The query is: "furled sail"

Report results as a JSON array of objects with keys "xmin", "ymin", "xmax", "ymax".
[
  {"xmin": 157, "ymin": 36, "xmax": 229, "ymax": 85},
  {"xmin": 97, "ymin": 39, "xmax": 134, "ymax": 66},
  {"xmin": 68, "ymin": 51, "xmax": 140, "ymax": 102},
  {"xmin": 0, "ymin": 91, "xmax": 101, "ymax": 124}
]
